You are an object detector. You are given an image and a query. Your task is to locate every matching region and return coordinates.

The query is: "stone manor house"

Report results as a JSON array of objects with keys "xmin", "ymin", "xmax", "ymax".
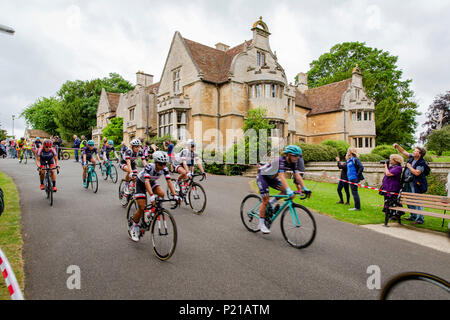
[{"xmin": 93, "ymin": 18, "xmax": 376, "ymax": 154}]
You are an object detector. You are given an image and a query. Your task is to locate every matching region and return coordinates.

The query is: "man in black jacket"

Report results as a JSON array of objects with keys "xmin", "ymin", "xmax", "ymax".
[
  {"xmin": 336, "ymin": 156, "xmax": 350, "ymax": 205},
  {"xmin": 394, "ymin": 143, "xmax": 429, "ymax": 224}
]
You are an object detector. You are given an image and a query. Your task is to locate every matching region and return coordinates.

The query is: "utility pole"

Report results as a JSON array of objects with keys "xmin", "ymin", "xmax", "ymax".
[
  {"xmin": 12, "ymin": 115, "xmax": 15, "ymax": 139},
  {"xmin": 145, "ymin": 94, "xmax": 149, "ymax": 142}
]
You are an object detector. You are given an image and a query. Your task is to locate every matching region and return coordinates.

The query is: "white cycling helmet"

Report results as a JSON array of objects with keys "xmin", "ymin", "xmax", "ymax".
[
  {"xmin": 130, "ymin": 138, "xmax": 142, "ymax": 146},
  {"xmin": 187, "ymin": 139, "xmax": 195, "ymax": 147},
  {"xmin": 153, "ymin": 151, "xmax": 169, "ymax": 164}
]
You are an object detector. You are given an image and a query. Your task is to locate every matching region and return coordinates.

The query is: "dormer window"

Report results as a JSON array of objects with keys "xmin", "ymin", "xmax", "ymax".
[{"xmin": 257, "ymin": 51, "xmax": 265, "ymax": 66}]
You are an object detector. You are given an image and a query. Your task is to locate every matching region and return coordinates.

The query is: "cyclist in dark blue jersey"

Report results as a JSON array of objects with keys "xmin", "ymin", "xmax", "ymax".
[
  {"xmin": 101, "ymin": 140, "xmax": 119, "ymax": 165},
  {"xmin": 81, "ymin": 140, "xmax": 101, "ymax": 187},
  {"xmin": 35, "ymin": 139, "xmax": 59, "ymax": 192},
  {"xmin": 256, "ymin": 145, "xmax": 309, "ymax": 234}
]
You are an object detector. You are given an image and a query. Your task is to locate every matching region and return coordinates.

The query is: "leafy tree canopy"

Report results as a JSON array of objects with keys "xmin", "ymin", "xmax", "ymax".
[
  {"xmin": 306, "ymin": 42, "xmax": 419, "ymax": 147},
  {"xmin": 420, "ymin": 91, "xmax": 450, "ymax": 143},
  {"xmin": 425, "ymin": 125, "xmax": 450, "ymax": 156},
  {"xmin": 20, "ymin": 96, "xmax": 60, "ymax": 136},
  {"xmin": 102, "ymin": 117, "xmax": 123, "ymax": 146}
]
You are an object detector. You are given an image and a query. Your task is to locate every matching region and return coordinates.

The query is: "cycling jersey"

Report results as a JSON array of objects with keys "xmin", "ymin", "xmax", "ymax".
[
  {"xmin": 16, "ymin": 140, "xmax": 25, "ymax": 148},
  {"xmin": 102, "ymin": 145, "xmax": 115, "ymax": 160},
  {"xmin": 258, "ymin": 156, "xmax": 298, "ymax": 178},
  {"xmin": 137, "ymin": 163, "xmax": 171, "ymax": 183},
  {"xmin": 174, "ymin": 149, "xmax": 199, "ymax": 167},
  {"xmin": 34, "ymin": 140, "xmax": 42, "ymax": 150},
  {"xmin": 135, "ymin": 163, "xmax": 171, "ymax": 199},
  {"xmin": 37, "ymin": 147, "xmax": 57, "ymax": 167},
  {"xmin": 82, "ymin": 146, "xmax": 98, "ymax": 159}
]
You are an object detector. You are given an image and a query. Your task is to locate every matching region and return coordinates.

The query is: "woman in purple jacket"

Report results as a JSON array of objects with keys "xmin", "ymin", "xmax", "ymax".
[{"xmin": 381, "ymin": 154, "xmax": 404, "ymax": 223}]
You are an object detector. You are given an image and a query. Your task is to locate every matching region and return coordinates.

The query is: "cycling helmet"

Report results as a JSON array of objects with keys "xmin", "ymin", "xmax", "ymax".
[
  {"xmin": 43, "ymin": 139, "xmax": 53, "ymax": 147},
  {"xmin": 107, "ymin": 140, "xmax": 114, "ymax": 146},
  {"xmin": 187, "ymin": 139, "xmax": 195, "ymax": 147},
  {"xmin": 152, "ymin": 151, "xmax": 169, "ymax": 164},
  {"xmin": 87, "ymin": 140, "xmax": 95, "ymax": 146},
  {"xmin": 284, "ymin": 145, "xmax": 302, "ymax": 156},
  {"xmin": 130, "ymin": 139, "xmax": 142, "ymax": 146},
  {"xmin": 36, "ymin": 137, "xmax": 40, "ymax": 140}
]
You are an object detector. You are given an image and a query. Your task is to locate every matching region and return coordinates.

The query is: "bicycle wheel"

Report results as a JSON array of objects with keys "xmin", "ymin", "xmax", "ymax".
[
  {"xmin": 240, "ymin": 194, "xmax": 262, "ymax": 232},
  {"xmin": 150, "ymin": 209, "xmax": 177, "ymax": 261},
  {"xmin": 126, "ymin": 199, "xmax": 139, "ymax": 238},
  {"xmin": 90, "ymin": 170, "xmax": 98, "ymax": 193},
  {"xmin": 380, "ymin": 272, "xmax": 450, "ymax": 300},
  {"xmin": 63, "ymin": 151, "xmax": 70, "ymax": 160},
  {"xmin": 101, "ymin": 164, "xmax": 108, "ymax": 180},
  {"xmin": 47, "ymin": 175, "xmax": 53, "ymax": 206},
  {"xmin": 0, "ymin": 187, "xmax": 5, "ymax": 216},
  {"xmin": 119, "ymin": 180, "xmax": 130, "ymax": 207},
  {"xmin": 280, "ymin": 203, "xmax": 316, "ymax": 249},
  {"xmin": 110, "ymin": 164, "xmax": 118, "ymax": 184},
  {"xmin": 188, "ymin": 182, "xmax": 207, "ymax": 215}
]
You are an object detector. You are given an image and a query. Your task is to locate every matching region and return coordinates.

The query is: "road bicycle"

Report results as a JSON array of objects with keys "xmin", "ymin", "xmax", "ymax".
[
  {"xmin": 118, "ymin": 170, "xmax": 137, "ymax": 207},
  {"xmin": 380, "ymin": 272, "xmax": 450, "ymax": 300},
  {"xmin": 61, "ymin": 149, "xmax": 71, "ymax": 160},
  {"xmin": 100, "ymin": 160, "xmax": 118, "ymax": 183},
  {"xmin": 126, "ymin": 197, "xmax": 179, "ymax": 261},
  {"xmin": 240, "ymin": 191, "xmax": 316, "ymax": 249},
  {"xmin": 83, "ymin": 163, "xmax": 98, "ymax": 193},
  {"xmin": 167, "ymin": 173, "xmax": 207, "ymax": 214},
  {"xmin": 39, "ymin": 165, "xmax": 60, "ymax": 206},
  {"xmin": 18, "ymin": 149, "xmax": 27, "ymax": 165}
]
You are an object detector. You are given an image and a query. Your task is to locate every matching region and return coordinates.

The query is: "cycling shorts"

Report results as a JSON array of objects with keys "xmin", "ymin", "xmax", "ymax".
[
  {"xmin": 135, "ymin": 179, "xmax": 159, "ymax": 199},
  {"xmin": 256, "ymin": 174, "xmax": 282, "ymax": 197}
]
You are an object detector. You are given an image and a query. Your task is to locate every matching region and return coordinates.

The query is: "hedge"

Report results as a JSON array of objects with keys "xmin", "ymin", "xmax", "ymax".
[
  {"xmin": 296, "ymin": 143, "xmax": 339, "ymax": 162},
  {"xmin": 359, "ymin": 154, "xmax": 384, "ymax": 162},
  {"xmin": 321, "ymin": 140, "xmax": 350, "ymax": 158}
]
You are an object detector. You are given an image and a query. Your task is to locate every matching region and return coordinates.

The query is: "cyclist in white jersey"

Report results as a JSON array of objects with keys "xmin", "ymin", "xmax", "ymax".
[{"xmin": 173, "ymin": 139, "xmax": 206, "ymax": 187}]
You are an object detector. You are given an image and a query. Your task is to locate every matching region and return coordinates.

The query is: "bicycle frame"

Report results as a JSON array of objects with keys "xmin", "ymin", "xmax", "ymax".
[{"xmin": 247, "ymin": 194, "xmax": 302, "ymax": 227}]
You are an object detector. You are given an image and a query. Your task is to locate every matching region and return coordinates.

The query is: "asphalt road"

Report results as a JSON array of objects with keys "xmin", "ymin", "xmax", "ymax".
[{"xmin": 1, "ymin": 158, "xmax": 449, "ymax": 300}]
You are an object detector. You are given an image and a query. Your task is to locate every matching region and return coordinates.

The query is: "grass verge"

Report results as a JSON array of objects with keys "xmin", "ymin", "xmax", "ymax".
[
  {"xmin": 0, "ymin": 171, "xmax": 24, "ymax": 300},
  {"xmin": 252, "ymin": 179, "xmax": 449, "ymax": 233}
]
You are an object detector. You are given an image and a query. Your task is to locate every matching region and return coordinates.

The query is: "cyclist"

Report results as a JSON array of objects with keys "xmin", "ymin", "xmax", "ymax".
[
  {"xmin": 81, "ymin": 140, "xmax": 101, "ymax": 187},
  {"xmin": 36, "ymin": 139, "xmax": 59, "ymax": 192},
  {"xmin": 120, "ymin": 138, "xmax": 147, "ymax": 193},
  {"xmin": 99, "ymin": 137, "xmax": 108, "ymax": 158},
  {"xmin": 33, "ymin": 137, "xmax": 42, "ymax": 155},
  {"xmin": 101, "ymin": 140, "xmax": 119, "ymax": 166},
  {"xmin": 256, "ymin": 145, "xmax": 310, "ymax": 234},
  {"xmin": 129, "ymin": 151, "xmax": 179, "ymax": 242},
  {"xmin": 173, "ymin": 139, "xmax": 206, "ymax": 187},
  {"xmin": 25, "ymin": 139, "xmax": 33, "ymax": 158},
  {"xmin": 16, "ymin": 137, "xmax": 25, "ymax": 163}
]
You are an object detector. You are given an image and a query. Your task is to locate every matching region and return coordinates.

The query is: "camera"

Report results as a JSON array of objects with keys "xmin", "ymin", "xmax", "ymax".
[{"xmin": 380, "ymin": 160, "xmax": 389, "ymax": 165}]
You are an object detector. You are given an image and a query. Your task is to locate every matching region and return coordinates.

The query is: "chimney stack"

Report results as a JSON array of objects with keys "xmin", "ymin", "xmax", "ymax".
[
  {"xmin": 136, "ymin": 70, "xmax": 154, "ymax": 87},
  {"xmin": 296, "ymin": 72, "xmax": 308, "ymax": 93},
  {"xmin": 215, "ymin": 43, "xmax": 230, "ymax": 51}
]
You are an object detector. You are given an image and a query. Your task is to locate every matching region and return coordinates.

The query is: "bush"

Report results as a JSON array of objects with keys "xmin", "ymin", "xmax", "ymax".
[
  {"xmin": 426, "ymin": 173, "xmax": 447, "ymax": 196},
  {"xmin": 359, "ymin": 154, "xmax": 384, "ymax": 162},
  {"xmin": 150, "ymin": 134, "xmax": 177, "ymax": 151},
  {"xmin": 321, "ymin": 140, "xmax": 350, "ymax": 158},
  {"xmin": 423, "ymin": 154, "xmax": 433, "ymax": 163},
  {"xmin": 371, "ymin": 144, "xmax": 397, "ymax": 159},
  {"xmin": 296, "ymin": 143, "xmax": 339, "ymax": 162},
  {"xmin": 442, "ymin": 151, "xmax": 450, "ymax": 156},
  {"xmin": 201, "ymin": 150, "xmax": 226, "ymax": 175}
]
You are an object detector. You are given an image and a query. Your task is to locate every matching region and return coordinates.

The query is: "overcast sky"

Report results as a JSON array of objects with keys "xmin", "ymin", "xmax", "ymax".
[{"xmin": 1, "ymin": 0, "xmax": 449, "ymax": 141}]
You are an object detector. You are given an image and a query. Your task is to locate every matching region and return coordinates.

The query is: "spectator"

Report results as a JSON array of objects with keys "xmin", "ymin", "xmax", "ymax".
[
  {"xmin": 0, "ymin": 141, "xmax": 6, "ymax": 158},
  {"xmin": 336, "ymin": 155, "xmax": 350, "ymax": 205},
  {"xmin": 53, "ymin": 136, "xmax": 61, "ymax": 160},
  {"xmin": 80, "ymin": 135, "xmax": 87, "ymax": 150},
  {"xmin": 73, "ymin": 135, "xmax": 81, "ymax": 162},
  {"xmin": 345, "ymin": 147, "xmax": 364, "ymax": 211},
  {"xmin": 394, "ymin": 144, "xmax": 430, "ymax": 224},
  {"xmin": 380, "ymin": 154, "xmax": 404, "ymax": 220},
  {"xmin": 164, "ymin": 139, "xmax": 175, "ymax": 171}
]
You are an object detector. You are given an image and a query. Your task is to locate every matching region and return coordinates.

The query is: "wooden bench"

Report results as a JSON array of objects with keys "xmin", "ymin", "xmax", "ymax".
[{"xmin": 387, "ymin": 192, "xmax": 450, "ymax": 229}]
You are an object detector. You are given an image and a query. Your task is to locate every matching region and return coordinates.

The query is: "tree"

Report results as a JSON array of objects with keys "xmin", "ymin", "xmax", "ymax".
[
  {"xmin": 102, "ymin": 117, "xmax": 123, "ymax": 146},
  {"xmin": 420, "ymin": 91, "xmax": 450, "ymax": 143},
  {"xmin": 0, "ymin": 126, "xmax": 7, "ymax": 141},
  {"xmin": 425, "ymin": 125, "xmax": 450, "ymax": 156},
  {"xmin": 54, "ymin": 73, "xmax": 134, "ymax": 140},
  {"xmin": 307, "ymin": 42, "xmax": 419, "ymax": 147},
  {"xmin": 20, "ymin": 97, "xmax": 60, "ymax": 136}
]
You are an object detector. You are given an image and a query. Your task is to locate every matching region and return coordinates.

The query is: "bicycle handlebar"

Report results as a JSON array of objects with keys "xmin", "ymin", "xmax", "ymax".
[{"xmin": 272, "ymin": 190, "xmax": 312, "ymax": 200}]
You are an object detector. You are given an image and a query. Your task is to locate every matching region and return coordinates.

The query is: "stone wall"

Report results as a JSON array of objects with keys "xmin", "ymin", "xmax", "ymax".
[{"xmin": 304, "ymin": 162, "xmax": 450, "ymax": 188}]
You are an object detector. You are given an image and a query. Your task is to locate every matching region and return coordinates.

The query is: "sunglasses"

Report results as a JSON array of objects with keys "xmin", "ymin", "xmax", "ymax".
[{"xmin": 155, "ymin": 162, "xmax": 167, "ymax": 166}]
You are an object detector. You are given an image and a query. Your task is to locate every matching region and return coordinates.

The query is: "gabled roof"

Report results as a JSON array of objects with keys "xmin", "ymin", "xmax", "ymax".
[
  {"xmin": 182, "ymin": 37, "xmax": 252, "ymax": 84},
  {"xmin": 145, "ymin": 82, "xmax": 160, "ymax": 94},
  {"xmin": 295, "ymin": 79, "xmax": 352, "ymax": 115},
  {"xmin": 105, "ymin": 92, "xmax": 121, "ymax": 112}
]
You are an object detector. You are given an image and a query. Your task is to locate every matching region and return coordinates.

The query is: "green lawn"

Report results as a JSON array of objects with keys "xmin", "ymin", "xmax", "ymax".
[
  {"xmin": 253, "ymin": 179, "xmax": 449, "ymax": 233},
  {"xmin": 0, "ymin": 171, "xmax": 24, "ymax": 300},
  {"xmin": 431, "ymin": 156, "xmax": 450, "ymax": 163}
]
